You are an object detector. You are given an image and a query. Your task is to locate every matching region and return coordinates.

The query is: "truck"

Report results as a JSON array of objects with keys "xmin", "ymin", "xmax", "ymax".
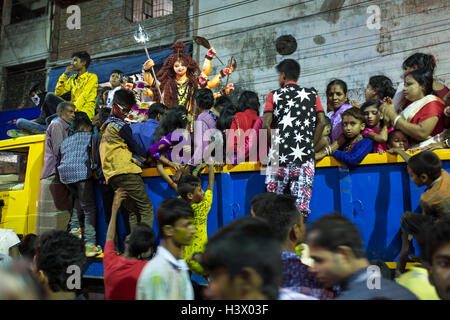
[{"xmin": 2, "ymin": 134, "xmax": 449, "ymax": 281}]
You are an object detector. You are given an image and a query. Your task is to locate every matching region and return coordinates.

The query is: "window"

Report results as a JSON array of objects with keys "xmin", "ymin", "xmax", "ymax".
[
  {"xmin": 125, "ymin": 0, "xmax": 173, "ymax": 22},
  {"xmin": 4, "ymin": 60, "xmax": 47, "ymax": 111},
  {"xmin": 0, "ymin": 148, "xmax": 28, "ymax": 192},
  {"xmin": 10, "ymin": 0, "xmax": 47, "ymax": 24}
]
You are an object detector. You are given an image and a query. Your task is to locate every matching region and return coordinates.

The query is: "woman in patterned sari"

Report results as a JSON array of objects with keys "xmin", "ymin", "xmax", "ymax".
[{"xmin": 326, "ymin": 79, "xmax": 353, "ymax": 143}]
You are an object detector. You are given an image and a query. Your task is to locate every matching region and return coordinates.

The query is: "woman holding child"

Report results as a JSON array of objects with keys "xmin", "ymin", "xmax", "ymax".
[{"xmin": 381, "ymin": 70, "xmax": 446, "ymax": 148}]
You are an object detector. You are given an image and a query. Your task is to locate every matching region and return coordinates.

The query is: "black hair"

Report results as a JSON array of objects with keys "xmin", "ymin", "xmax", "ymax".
[
  {"xmin": 113, "ymin": 89, "xmax": 136, "ymax": 108},
  {"xmin": 253, "ymin": 194, "xmax": 302, "ymax": 242},
  {"xmin": 98, "ymin": 108, "xmax": 111, "ymax": 125},
  {"xmin": 35, "ymin": 230, "xmax": 85, "ymax": 292},
  {"xmin": 237, "ymin": 91, "xmax": 260, "ymax": 112},
  {"xmin": 71, "ymin": 51, "xmax": 91, "ymax": 69},
  {"xmin": 360, "ymin": 99, "xmax": 382, "ymax": 112},
  {"xmin": 147, "ymin": 102, "xmax": 168, "ymax": 120},
  {"xmin": 214, "ymin": 95, "xmax": 234, "ymax": 115},
  {"xmin": 110, "ymin": 69, "xmax": 124, "ymax": 77},
  {"xmin": 72, "ymin": 111, "xmax": 92, "ymax": 131},
  {"xmin": 202, "ymin": 216, "xmax": 282, "ymax": 300},
  {"xmin": 407, "ymin": 151, "xmax": 442, "ymax": 181},
  {"xmin": 195, "ymin": 88, "xmax": 214, "ymax": 110},
  {"xmin": 368, "ymin": 75, "xmax": 396, "ymax": 99},
  {"xmin": 341, "ymin": 107, "xmax": 365, "ymax": 124},
  {"xmin": 19, "ymin": 234, "xmax": 38, "ymax": 262},
  {"xmin": 404, "ymin": 70, "xmax": 434, "ymax": 96},
  {"xmin": 127, "ymin": 223, "xmax": 156, "ymax": 260},
  {"xmin": 56, "ymin": 101, "xmax": 75, "ymax": 113},
  {"xmin": 154, "ymin": 105, "xmax": 188, "ymax": 142},
  {"xmin": 251, "ymin": 192, "xmax": 278, "ymax": 216},
  {"xmin": 387, "ymin": 129, "xmax": 408, "ymax": 146},
  {"xmin": 156, "ymin": 198, "xmax": 194, "ymax": 238},
  {"xmin": 424, "ymin": 219, "xmax": 450, "ymax": 265},
  {"xmin": 177, "ymin": 175, "xmax": 202, "ymax": 200},
  {"xmin": 28, "ymin": 82, "xmax": 41, "ymax": 96},
  {"xmin": 326, "ymin": 79, "xmax": 348, "ymax": 96},
  {"xmin": 402, "ymin": 53, "xmax": 436, "ymax": 74},
  {"xmin": 307, "ymin": 212, "xmax": 366, "ymax": 258},
  {"xmin": 323, "ymin": 116, "xmax": 331, "ymax": 127},
  {"xmin": 216, "ymin": 104, "xmax": 238, "ymax": 132},
  {"xmin": 276, "ymin": 59, "xmax": 300, "ymax": 82}
]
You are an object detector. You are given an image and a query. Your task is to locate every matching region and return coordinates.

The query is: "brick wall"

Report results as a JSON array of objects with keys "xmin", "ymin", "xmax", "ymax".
[{"xmin": 50, "ymin": 0, "xmax": 191, "ymax": 63}]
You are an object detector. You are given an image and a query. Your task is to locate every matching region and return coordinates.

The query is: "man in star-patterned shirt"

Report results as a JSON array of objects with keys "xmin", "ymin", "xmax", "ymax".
[{"xmin": 263, "ymin": 59, "xmax": 324, "ymax": 218}]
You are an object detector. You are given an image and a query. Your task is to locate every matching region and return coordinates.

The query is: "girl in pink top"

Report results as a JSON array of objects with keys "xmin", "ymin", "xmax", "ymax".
[{"xmin": 361, "ymin": 99, "xmax": 393, "ymax": 153}]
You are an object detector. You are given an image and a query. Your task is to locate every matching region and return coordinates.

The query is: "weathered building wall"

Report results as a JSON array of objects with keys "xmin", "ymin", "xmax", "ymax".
[
  {"xmin": 0, "ymin": 3, "xmax": 51, "ymax": 111},
  {"xmin": 0, "ymin": 15, "xmax": 51, "ymax": 67},
  {"xmin": 194, "ymin": 0, "xmax": 450, "ymax": 112},
  {"xmin": 50, "ymin": 0, "xmax": 191, "ymax": 66}
]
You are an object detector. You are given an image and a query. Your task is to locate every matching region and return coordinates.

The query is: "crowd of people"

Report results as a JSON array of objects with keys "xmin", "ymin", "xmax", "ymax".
[{"xmin": 0, "ymin": 43, "xmax": 449, "ymax": 301}]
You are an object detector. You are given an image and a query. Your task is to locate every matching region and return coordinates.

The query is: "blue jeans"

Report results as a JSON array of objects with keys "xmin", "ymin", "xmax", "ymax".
[
  {"xmin": 16, "ymin": 114, "xmax": 60, "ymax": 134},
  {"xmin": 16, "ymin": 93, "xmax": 66, "ymax": 133},
  {"xmin": 16, "ymin": 118, "xmax": 47, "ymax": 134}
]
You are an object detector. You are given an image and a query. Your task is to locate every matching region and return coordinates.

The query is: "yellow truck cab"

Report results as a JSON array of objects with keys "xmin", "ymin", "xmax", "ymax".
[{"xmin": 0, "ymin": 135, "xmax": 45, "ymax": 236}]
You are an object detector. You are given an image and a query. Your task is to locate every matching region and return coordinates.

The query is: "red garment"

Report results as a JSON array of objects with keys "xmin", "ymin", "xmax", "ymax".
[
  {"xmin": 410, "ymin": 99, "xmax": 445, "ymax": 137},
  {"xmin": 227, "ymin": 109, "xmax": 259, "ymax": 155},
  {"xmin": 103, "ymin": 240, "xmax": 148, "ymax": 300},
  {"xmin": 435, "ymin": 85, "xmax": 449, "ymax": 105},
  {"xmin": 264, "ymin": 81, "xmax": 324, "ymax": 113}
]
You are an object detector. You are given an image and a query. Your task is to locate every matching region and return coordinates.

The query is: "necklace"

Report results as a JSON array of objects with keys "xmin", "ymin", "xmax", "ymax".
[
  {"xmin": 344, "ymin": 135, "xmax": 363, "ymax": 152},
  {"xmin": 177, "ymin": 80, "xmax": 189, "ymax": 99}
]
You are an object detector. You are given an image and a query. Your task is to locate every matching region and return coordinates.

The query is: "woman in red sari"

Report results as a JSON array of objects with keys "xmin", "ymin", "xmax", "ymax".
[
  {"xmin": 382, "ymin": 70, "xmax": 445, "ymax": 147},
  {"xmin": 393, "ymin": 53, "xmax": 449, "ymax": 111}
]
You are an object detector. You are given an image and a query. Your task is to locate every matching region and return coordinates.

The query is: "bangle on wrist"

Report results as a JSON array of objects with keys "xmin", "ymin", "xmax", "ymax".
[
  {"xmin": 445, "ymin": 139, "xmax": 450, "ymax": 148},
  {"xmin": 393, "ymin": 115, "xmax": 401, "ymax": 127},
  {"xmin": 169, "ymin": 181, "xmax": 176, "ymax": 187},
  {"xmin": 205, "ymin": 55, "xmax": 213, "ymax": 60}
]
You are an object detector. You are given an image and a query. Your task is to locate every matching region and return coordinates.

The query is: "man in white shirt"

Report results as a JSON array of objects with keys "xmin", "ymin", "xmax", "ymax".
[
  {"xmin": 136, "ymin": 198, "xmax": 196, "ymax": 300},
  {"xmin": 105, "ymin": 70, "xmax": 126, "ymax": 109}
]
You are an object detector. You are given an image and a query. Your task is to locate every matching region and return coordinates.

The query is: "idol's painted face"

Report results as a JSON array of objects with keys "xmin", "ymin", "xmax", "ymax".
[{"xmin": 174, "ymin": 60, "xmax": 187, "ymax": 76}]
